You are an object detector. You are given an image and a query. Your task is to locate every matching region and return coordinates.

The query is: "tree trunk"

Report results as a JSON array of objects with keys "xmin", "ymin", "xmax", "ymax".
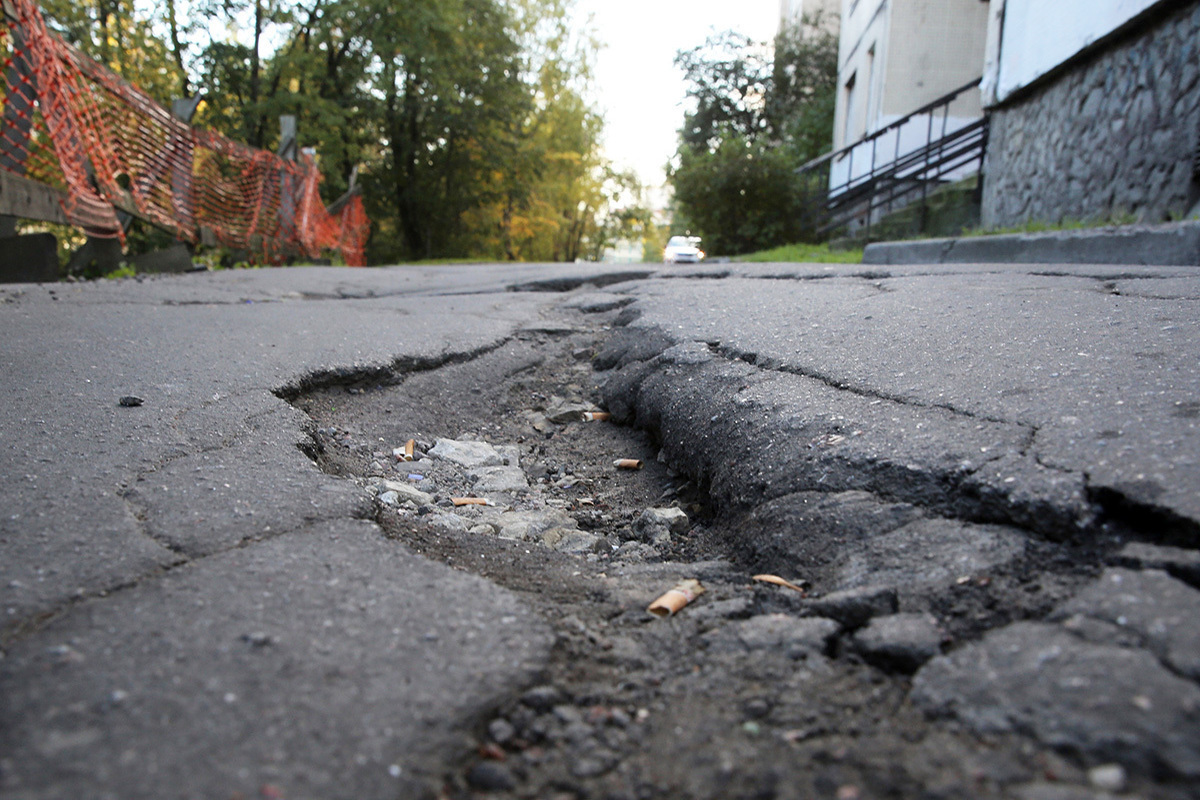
[
  {"xmin": 165, "ymin": 0, "xmax": 190, "ymax": 97},
  {"xmin": 502, "ymin": 195, "xmax": 516, "ymax": 261},
  {"xmin": 96, "ymin": 0, "xmax": 111, "ymax": 67},
  {"xmin": 249, "ymin": 0, "xmax": 264, "ymax": 147},
  {"xmin": 398, "ymin": 70, "xmax": 425, "ymax": 257}
]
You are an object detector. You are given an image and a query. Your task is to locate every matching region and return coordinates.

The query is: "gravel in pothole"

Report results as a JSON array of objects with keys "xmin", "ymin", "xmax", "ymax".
[{"xmin": 285, "ymin": 318, "xmax": 1174, "ymax": 800}]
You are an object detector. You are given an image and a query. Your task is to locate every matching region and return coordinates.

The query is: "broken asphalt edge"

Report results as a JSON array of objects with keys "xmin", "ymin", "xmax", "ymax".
[{"xmin": 594, "ymin": 322, "xmax": 1200, "ymax": 549}]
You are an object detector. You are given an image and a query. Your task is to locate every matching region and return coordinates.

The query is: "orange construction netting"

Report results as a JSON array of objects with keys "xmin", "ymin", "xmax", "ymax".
[{"xmin": 0, "ymin": 0, "xmax": 368, "ymax": 266}]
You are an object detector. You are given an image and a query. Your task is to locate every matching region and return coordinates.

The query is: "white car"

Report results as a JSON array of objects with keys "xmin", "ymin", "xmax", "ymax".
[{"xmin": 663, "ymin": 235, "xmax": 705, "ymax": 263}]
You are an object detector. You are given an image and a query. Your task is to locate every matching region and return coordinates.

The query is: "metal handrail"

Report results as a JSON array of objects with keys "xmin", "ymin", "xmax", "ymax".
[
  {"xmin": 796, "ymin": 77, "xmax": 983, "ymax": 174},
  {"xmin": 795, "ymin": 77, "xmax": 987, "ymax": 241}
]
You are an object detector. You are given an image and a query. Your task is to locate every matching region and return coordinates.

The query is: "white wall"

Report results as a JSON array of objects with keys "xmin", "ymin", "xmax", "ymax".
[
  {"xmin": 834, "ymin": 0, "xmax": 889, "ymax": 149},
  {"xmin": 986, "ymin": 0, "xmax": 1165, "ymax": 103}
]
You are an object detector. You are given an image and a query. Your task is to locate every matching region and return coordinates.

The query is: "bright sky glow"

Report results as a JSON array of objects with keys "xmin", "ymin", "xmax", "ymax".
[{"xmin": 573, "ymin": 1, "xmax": 780, "ymax": 191}]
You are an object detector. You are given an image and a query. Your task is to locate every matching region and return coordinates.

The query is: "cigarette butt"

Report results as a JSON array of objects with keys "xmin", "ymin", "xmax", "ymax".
[
  {"xmin": 394, "ymin": 440, "xmax": 416, "ymax": 462},
  {"xmin": 613, "ymin": 458, "xmax": 643, "ymax": 470},
  {"xmin": 647, "ymin": 578, "xmax": 706, "ymax": 617},
  {"xmin": 451, "ymin": 497, "xmax": 494, "ymax": 507},
  {"xmin": 752, "ymin": 574, "xmax": 809, "ymax": 594},
  {"xmin": 584, "ymin": 411, "xmax": 611, "ymax": 422}
]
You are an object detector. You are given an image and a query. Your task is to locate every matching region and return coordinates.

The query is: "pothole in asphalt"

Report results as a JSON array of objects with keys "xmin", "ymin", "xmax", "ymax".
[{"xmin": 280, "ymin": 303, "xmax": 1168, "ymax": 800}]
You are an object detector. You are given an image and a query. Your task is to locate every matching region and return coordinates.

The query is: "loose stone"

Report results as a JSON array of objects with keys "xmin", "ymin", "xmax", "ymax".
[
  {"xmin": 805, "ymin": 586, "xmax": 899, "ymax": 629},
  {"xmin": 545, "ymin": 529, "xmax": 606, "ymax": 555},
  {"xmin": 849, "ymin": 613, "xmax": 944, "ymax": 673},
  {"xmin": 465, "ymin": 761, "xmax": 517, "ymax": 792},
  {"xmin": 911, "ymin": 622, "xmax": 1200, "ymax": 778},
  {"xmin": 429, "ymin": 438, "xmax": 504, "ymax": 469},
  {"xmin": 488, "ymin": 718, "xmax": 516, "ymax": 744},
  {"xmin": 496, "ymin": 509, "xmax": 578, "ymax": 541},
  {"xmin": 632, "ymin": 507, "xmax": 689, "ymax": 546},
  {"xmin": 1051, "ymin": 567, "xmax": 1200, "ymax": 680},
  {"xmin": 1087, "ymin": 764, "xmax": 1127, "ymax": 792},
  {"xmin": 544, "ymin": 399, "xmax": 597, "ymax": 424},
  {"xmin": 469, "ymin": 465, "xmax": 529, "ymax": 493},
  {"xmin": 521, "ymin": 685, "xmax": 566, "ymax": 712},
  {"xmin": 705, "ymin": 614, "xmax": 841, "ymax": 659},
  {"xmin": 379, "ymin": 479, "xmax": 434, "ymax": 506}
]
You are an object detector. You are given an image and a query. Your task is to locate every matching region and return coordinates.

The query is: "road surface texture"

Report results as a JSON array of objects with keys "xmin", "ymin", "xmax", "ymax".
[{"xmin": 1, "ymin": 262, "xmax": 1198, "ymax": 800}]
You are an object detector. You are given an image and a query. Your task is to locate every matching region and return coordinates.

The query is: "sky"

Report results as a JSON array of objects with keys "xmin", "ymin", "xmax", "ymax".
[{"xmin": 572, "ymin": 1, "xmax": 781, "ymax": 191}]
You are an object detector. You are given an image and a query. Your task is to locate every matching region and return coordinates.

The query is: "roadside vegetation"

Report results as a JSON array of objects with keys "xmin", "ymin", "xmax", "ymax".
[
  {"xmin": 735, "ymin": 241, "xmax": 862, "ymax": 263},
  {"xmin": 960, "ymin": 210, "xmax": 1143, "ymax": 238},
  {"xmin": 667, "ymin": 14, "xmax": 838, "ymax": 257},
  {"xmin": 39, "ymin": 0, "xmax": 652, "ymax": 265}
]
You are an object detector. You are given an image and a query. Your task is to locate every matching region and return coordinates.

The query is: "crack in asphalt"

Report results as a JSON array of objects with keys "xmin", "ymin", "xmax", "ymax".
[
  {"xmin": 690, "ymin": 323, "xmax": 1199, "ymax": 550},
  {"xmin": 603, "ymin": 335, "xmax": 1098, "ymax": 541},
  {"xmin": 274, "ymin": 336, "xmax": 517, "ymax": 401},
  {"xmin": 656, "ymin": 337, "xmax": 1200, "ymax": 548},
  {"xmin": 709, "ymin": 341, "xmax": 1043, "ymax": 444},
  {"xmin": 505, "ymin": 271, "xmax": 656, "ymax": 293},
  {"xmin": 2, "ymin": 335, "xmax": 527, "ymax": 651}
]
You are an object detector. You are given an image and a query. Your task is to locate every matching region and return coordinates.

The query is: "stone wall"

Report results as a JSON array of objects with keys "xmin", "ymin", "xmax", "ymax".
[{"xmin": 982, "ymin": 2, "xmax": 1200, "ymax": 228}]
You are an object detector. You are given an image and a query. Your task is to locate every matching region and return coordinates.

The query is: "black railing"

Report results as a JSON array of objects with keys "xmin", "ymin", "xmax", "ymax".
[{"xmin": 796, "ymin": 78, "xmax": 988, "ymax": 241}]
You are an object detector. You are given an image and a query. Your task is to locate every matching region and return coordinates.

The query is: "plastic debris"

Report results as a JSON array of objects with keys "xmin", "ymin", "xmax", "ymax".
[
  {"xmin": 118, "ymin": 395, "xmax": 144, "ymax": 407},
  {"xmin": 613, "ymin": 458, "xmax": 643, "ymax": 470},
  {"xmin": 583, "ymin": 411, "xmax": 611, "ymax": 422},
  {"xmin": 451, "ymin": 496, "xmax": 492, "ymax": 510},
  {"xmin": 647, "ymin": 578, "xmax": 706, "ymax": 617},
  {"xmin": 752, "ymin": 574, "xmax": 809, "ymax": 595}
]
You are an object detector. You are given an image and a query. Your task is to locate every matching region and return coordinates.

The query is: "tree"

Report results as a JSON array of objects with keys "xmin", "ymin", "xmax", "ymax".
[
  {"xmin": 37, "ymin": 0, "xmax": 618, "ymax": 265},
  {"xmin": 668, "ymin": 17, "xmax": 838, "ymax": 255},
  {"xmin": 769, "ymin": 12, "xmax": 839, "ymax": 165},
  {"xmin": 40, "ymin": 0, "xmax": 184, "ymax": 102},
  {"xmin": 674, "ymin": 31, "xmax": 772, "ymax": 152},
  {"xmin": 457, "ymin": 0, "xmax": 609, "ymax": 263}
]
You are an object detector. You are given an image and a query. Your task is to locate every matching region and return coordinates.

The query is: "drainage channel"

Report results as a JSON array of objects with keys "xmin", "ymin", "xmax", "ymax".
[{"xmin": 283, "ymin": 307, "xmax": 1176, "ymax": 800}]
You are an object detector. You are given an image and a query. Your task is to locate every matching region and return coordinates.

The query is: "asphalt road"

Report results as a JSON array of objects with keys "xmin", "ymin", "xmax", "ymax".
[
  {"xmin": 607, "ymin": 262, "xmax": 1200, "ymax": 536},
  {"xmin": 2, "ymin": 261, "xmax": 1199, "ymax": 798}
]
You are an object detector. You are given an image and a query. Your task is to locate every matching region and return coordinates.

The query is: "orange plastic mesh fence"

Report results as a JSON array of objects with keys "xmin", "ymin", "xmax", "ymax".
[{"xmin": 0, "ymin": 0, "xmax": 368, "ymax": 266}]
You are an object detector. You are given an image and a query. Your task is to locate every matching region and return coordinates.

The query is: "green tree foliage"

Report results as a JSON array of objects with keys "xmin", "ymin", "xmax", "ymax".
[
  {"xmin": 36, "ymin": 0, "xmax": 620, "ymax": 264},
  {"xmin": 40, "ymin": 0, "xmax": 185, "ymax": 101},
  {"xmin": 668, "ymin": 15, "xmax": 838, "ymax": 256},
  {"xmin": 676, "ymin": 31, "xmax": 771, "ymax": 151}
]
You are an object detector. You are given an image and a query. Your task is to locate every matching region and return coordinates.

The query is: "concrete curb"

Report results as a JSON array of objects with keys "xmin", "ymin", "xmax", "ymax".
[{"xmin": 863, "ymin": 220, "xmax": 1200, "ymax": 266}]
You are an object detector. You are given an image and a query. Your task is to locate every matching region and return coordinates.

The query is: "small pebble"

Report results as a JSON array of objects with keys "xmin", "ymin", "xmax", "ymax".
[
  {"xmin": 118, "ymin": 396, "xmax": 144, "ymax": 407},
  {"xmin": 1088, "ymin": 763, "xmax": 1126, "ymax": 792},
  {"xmin": 465, "ymin": 761, "xmax": 517, "ymax": 791},
  {"xmin": 488, "ymin": 718, "xmax": 516, "ymax": 744},
  {"xmin": 521, "ymin": 685, "xmax": 565, "ymax": 711}
]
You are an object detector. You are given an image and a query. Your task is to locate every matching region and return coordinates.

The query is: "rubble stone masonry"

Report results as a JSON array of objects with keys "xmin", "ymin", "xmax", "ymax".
[{"xmin": 982, "ymin": 1, "xmax": 1200, "ymax": 228}]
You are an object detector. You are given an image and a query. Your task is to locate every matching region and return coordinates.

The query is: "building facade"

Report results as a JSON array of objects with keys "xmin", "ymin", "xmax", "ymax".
[
  {"xmin": 981, "ymin": 0, "xmax": 1200, "ymax": 227},
  {"xmin": 830, "ymin": 0, "xmax": 990, "ymax": 187}
]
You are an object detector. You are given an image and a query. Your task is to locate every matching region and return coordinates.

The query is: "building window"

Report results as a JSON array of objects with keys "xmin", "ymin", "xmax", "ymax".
[
  {"xmin": 843, "ymin": 72, "xmax": 858, "ymax": 144},
  {"xmin": 865, "ymin": 45, "xmax": 877, "ymax": 133}
]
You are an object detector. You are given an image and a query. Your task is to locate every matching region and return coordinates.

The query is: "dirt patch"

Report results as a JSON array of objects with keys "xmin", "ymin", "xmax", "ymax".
[{"xmin": 285, "ymin": 305, "xmax": 1170, "ymax": 800}]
